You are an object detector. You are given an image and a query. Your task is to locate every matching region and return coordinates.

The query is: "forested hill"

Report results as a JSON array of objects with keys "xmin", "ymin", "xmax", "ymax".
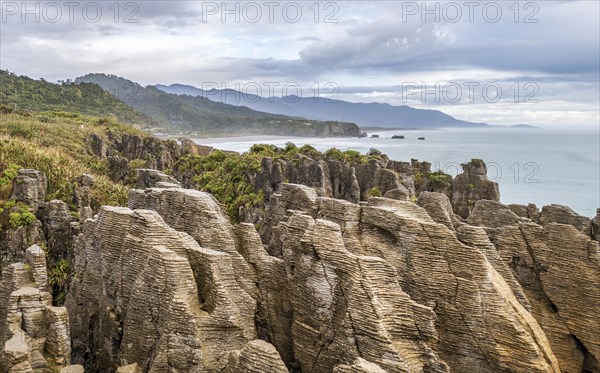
[
  {"xmin": 75, "ymin": 73, "xmax": 361, "ymax": 137},
  {"xmin": 0, "ymin": 70, "xmax": 155, "ymax": 127}
]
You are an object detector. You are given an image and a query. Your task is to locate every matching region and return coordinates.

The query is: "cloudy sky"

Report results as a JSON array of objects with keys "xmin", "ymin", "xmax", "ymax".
[{"xmin": 1, "ymin": 0, "xmax": 599, "ymax": 128}]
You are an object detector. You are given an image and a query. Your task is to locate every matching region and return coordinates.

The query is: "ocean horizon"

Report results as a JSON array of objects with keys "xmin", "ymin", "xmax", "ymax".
[{"xmin": 194, "ymin": 127, "xmax": 600, "ymax": 217}]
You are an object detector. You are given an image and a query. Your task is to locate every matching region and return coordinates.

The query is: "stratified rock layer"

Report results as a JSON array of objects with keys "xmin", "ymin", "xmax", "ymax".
[
  {"xmin": 224, "ymin": 340, "xmax": 288, "ymax": 373},
  {"xmin": 66, "ymin": 204, "xmax": 256, "ymax": 372},
  {"xmin": 468, "ymin": 200, "xmax": 600, "ymax": 372},
  {"xmin": 0, "ymin": 245, "xmax": 71, "ymax": 372},
  {"xmin": 55, "ymin": 178, "xmax": 597, "ymax": 373},
  {"xmin": 264, "ymin": 184, "xmax": 561, "ymax": 373}
]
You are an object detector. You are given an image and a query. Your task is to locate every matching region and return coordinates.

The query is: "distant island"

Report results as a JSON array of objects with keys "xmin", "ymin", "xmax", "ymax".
[{"xmin": 511, "ymin": 124, "xmax": 539, "ymax": 129}]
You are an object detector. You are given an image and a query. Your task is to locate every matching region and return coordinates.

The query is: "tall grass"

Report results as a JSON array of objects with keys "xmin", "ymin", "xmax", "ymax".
[{"xmin": 0, "ymin": 112, "xmax": 137, "ymax": 208}]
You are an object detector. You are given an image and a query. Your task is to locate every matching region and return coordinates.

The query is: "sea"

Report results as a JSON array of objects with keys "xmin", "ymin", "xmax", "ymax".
[{"xmin": 193, "ymin": 128, "xmax": 600, "ymax": 217}]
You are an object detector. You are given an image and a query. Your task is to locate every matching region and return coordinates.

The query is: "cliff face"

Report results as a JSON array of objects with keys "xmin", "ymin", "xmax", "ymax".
[
  {"xmin": 63, "ymin": 181, "xmax": 599, "ymax": 372},
  {"xmin": 1, "ymin": 161, "xmax": 598, "ymax": 372}
]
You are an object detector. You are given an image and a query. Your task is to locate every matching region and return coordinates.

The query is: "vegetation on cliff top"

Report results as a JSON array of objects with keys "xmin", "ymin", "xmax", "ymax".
[
  {"xmin": 175, "ymin": 142, "xmax": 382, "ymax": 221},
  {"xmin": 0, "ymin": 109, "xmax": 141, "ymax": 210},
  {"xmin": 0, "ymin": 70, "xmax": 156, "ymax": 127}
]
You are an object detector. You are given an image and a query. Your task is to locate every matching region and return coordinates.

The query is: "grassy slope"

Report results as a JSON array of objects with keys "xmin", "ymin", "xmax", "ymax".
[
  {"xmin": 0, "ymin": 110, "xmax": 144, "ymax": 209},
  {"xmin": 0, "ymin": 70, "xmax": 156, "ymax": 128}
]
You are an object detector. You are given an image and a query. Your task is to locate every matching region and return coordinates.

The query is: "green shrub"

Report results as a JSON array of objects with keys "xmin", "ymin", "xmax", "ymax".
[
  {"xmin": 366, "ymin": 187, "xmax": 382, "ymax": 198},
  {"xmin": 48, "ymin": 259, "xmax": 70, "ymax": 288},
  {"xmin": 8, "ymin": 203, "xmax": 36, "ymax": 228},
  {"xmin": 0, "ymin": 163, "xmax": 19, "ymax": 186},
  {"xmin": 48, "ymin": 259, "xmax": 70, "ymax": 305},
  {"xmin": 298, "ymin": 144, "xmax": 320, "ymax": 157},
  {"xmin": 428, "ymin": 171, "xmax": 452, "ymax": 188},
  {"xmin": 249, "ymin": 144, "xmax": 278, "ymax": 157},
  {"xmin": 324, "ymin": 148, "xmax": 368, "ymax": 164},
  {"xmin": 2, "ymin": 200, "xmax": 16, "ymax": 209},
  {"xmin": 414, "ymin": 172, "xmax": 423, "ymax": 188},
  {"xmin": 0, "ymin": 112, "xmax": 134, "ymax": 208},
  {"xmin": 178, "ymin": 151, "xmax": 264, "ymax": 221}
]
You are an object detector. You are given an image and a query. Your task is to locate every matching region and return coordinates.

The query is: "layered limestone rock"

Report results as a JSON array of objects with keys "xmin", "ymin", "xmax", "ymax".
[
  {"xmin": 224, "ymin": 340, "xmax": 287, "ymax": 373},
  {"xmin": 451, "ymin": 159, "xmax": 500, "ymax": 218},
  {"xmin": 116, "ymin": 363, "xmax": 142, "ymax": 373},
  {"xmin": 468, "ymin": 200, "xmax": 600, "ymax": 372},
  {"xmin": 254, "ymin": 154, "xmax": 407, "ymax": 205},
  {"xmin": 0, "ymin": 220, "xmax": 46, "ymax": 270},
  {"xmin": 181, "ymin": 139, "xmax": 214, "ymax": 157},
  {"xmin": 89, "ymin": 133, "xmax": 184, "ymax": 184},
  {"xmin": 467, "ymin": 199, "xmax": 521, "ymax": 228},
  {"xmin": 135, "ymin": 169, "xmax": 180, "ymax": 189},
  {"xmin": 61, "ymin": 365, "xmax": 85, "ymax": 373},
  {"xmin": 508, "ymin": 203, "xmax": 540, "ymax": 221},
  {"xmin": 11, "ymin": 169, "xmax": 47, "ymax": 212},
  {"xmin": 39, "ymin": 176, "xmax": 594, "ymax": 372},
  {"xmin": 127, "ymin": 186, "xmax": 256, "ymax": 300},
  {"xmin": 73, "ymin": 174, "xmax": 94, "ymax": 221},
  {"xmin": 417, "ymin": 191, "xmax": 462, "ymax": 231},
  {"xmin": 352, "ymin": 199, "xmax": 557, "ymax": 372},
  {"xmin": 89, "ymin": 132, "xmax": 182, "ymax": 171},
  {"xmin": 1, "ymin": 170, "xmax": 48, "ymax": 270},
  {"xmin": 275, "ymin": 212, "xmax": 449, "ymax": 372},
  {"xmin": 0, "ymin": 245, "xmax": 71, "ymax": 371},
  {"xmin": 41, "ymin": 200, "xmax": 73, "ymax": 261},
  {"xmin": 66, "ymin": 205, "xmax": 256, "ymax": 371},
  {"xmin": 234, "ymin": 223, "xmax": 294, "ymax": 365},
  {"xmin": 333, "ymin": 358, "xmax": 387, "ymax": 373},
  {"xmin": 538, "ymin": 204, "xmax": 592, "ymax": 236},
  {"xmin": 264, "ymin": 184, "xmax": 560, "ymax": 373},
  {"xmin": 593, "ymin": 208, "xmax": 600, "ymax": 241},
  {"xmin": 353, "ymin": 159, "xmax": 408, "ymax": 199}
]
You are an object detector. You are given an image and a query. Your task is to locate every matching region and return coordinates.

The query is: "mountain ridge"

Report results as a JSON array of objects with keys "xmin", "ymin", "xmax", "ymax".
[
  {"xmin": 76, "ymin": 74, "xmax": 361, "ymax": 137},
  {"xmin": 156, "ymin": 83, "xmax": 489, "ymax": 129}
]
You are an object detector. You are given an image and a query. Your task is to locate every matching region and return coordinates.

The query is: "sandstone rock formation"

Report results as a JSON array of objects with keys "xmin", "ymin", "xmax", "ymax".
[
  {"xmin": 10, "ymin": 169, "xmax": 47, "ymax": 212},
  {"xmin": 468, "ymin": 200, "xmax": 600, "ymax": 372},
  {"xmin": 0, "ymin": 245, "xmax": 71, "ymax": 372},
  {"xmin": 66, "ymin": 203, "xmax": 256, "ymax": 371},
  {"xmin": 224, "ymin": 340, "xmax": 287, "ymax": 373},
  {"xmin": 451, "ymin": 159, "xmax": 500, "ymax": 218},
  {"xmin": 2, "ymin": 160, "xmax": 596, "ymax": 373},
  {"xmin": 538, "ymin": 204, "xmax": 592, "ymax": 236},
  {"xmin": 135, "ymin": 169, "xmax": 180, "ymax": 189}
]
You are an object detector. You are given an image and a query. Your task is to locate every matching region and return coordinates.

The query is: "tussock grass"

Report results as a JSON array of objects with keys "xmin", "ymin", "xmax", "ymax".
[{"xmin": 0, "ymin": 112, "xmax": 139, "ymax": 209}]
